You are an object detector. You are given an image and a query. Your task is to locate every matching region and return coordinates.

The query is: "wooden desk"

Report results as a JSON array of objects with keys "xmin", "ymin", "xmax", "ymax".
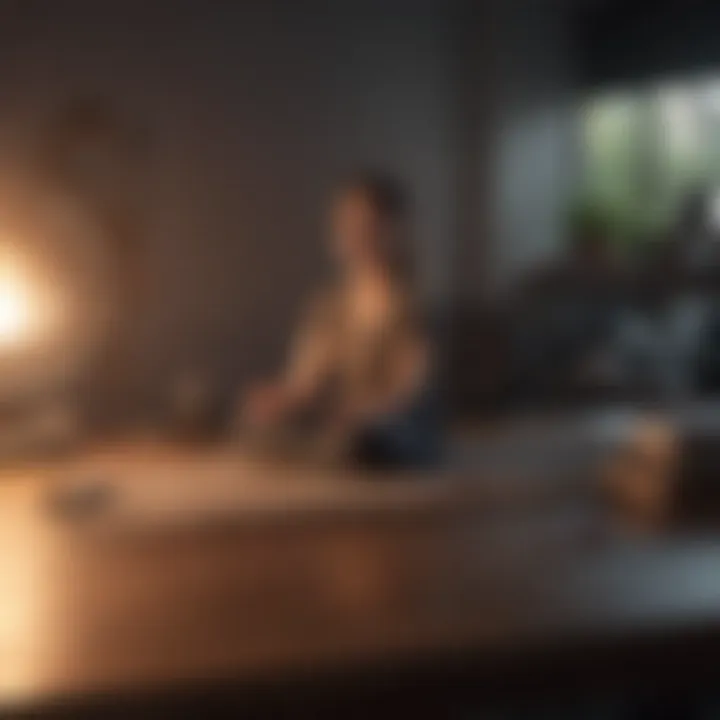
[{"xmin": 2, "ymin": 429, "xmax": 720, "ymax": 716}]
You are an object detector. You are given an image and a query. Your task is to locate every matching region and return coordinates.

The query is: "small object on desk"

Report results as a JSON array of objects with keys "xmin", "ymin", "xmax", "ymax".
[
  {"xmin": 603, "ymin": 415, "xmax": 680, "ymax": 528},
  {"xmin": 45, "ymin": 476, "xmax": 116, "ymax": 522},
  {"xmin": 604, "ymin": 410, "xmax": 720, "ymax": 528}
]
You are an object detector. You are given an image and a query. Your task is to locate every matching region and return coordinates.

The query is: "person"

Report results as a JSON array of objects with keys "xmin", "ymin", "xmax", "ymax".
[{"xmin": 240, "ymin": 172, "xmax": 440, "ymax": 468}]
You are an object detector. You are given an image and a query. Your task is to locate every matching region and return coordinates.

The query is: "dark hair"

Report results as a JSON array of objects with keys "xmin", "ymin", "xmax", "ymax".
[
  {"xmin": 339, "ymin": 171, "xmax": 413, "ymax": 281},
  {"xmin": 340, "ymin": 170, "xmax": 410, "ymax": 224}
]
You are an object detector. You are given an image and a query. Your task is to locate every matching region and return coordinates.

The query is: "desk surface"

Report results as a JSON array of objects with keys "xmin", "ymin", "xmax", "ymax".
[{"xmin": 2, "ymin": 416, "xmax": 720, "ymax": 714}]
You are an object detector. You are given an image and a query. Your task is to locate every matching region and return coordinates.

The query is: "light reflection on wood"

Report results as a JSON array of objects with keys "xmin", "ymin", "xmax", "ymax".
[{"xmin": 0, "ymin": 478, "xmax": 54, "ymax": 704}]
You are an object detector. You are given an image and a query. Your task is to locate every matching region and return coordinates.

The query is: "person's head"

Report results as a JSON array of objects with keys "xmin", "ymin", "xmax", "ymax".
[{"xmin": 329, "ymin": 171, "xmax": 410, "ymax": 277}]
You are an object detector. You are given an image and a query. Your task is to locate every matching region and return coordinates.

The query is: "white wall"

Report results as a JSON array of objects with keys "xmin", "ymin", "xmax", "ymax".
[
  {"xmin": 492, "ymin": 1, "xmax": 579, "ymax": 289},
  {"xmin": 453, "ymin": 0, "xmax": 580, "ymax": 299}
]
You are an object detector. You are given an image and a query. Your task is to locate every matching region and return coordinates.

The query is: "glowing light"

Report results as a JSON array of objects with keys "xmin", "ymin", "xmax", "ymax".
[
  {"xmin": 0, "ymin": 270, "xmax": 32, "ymax": 344},
  {"xmin": 0, "ymin": 245, "xmax": 52, "ymax": 350},
  {"xmin": 0, "ymin": 485, "xmax": 52, "ymax": 703}
]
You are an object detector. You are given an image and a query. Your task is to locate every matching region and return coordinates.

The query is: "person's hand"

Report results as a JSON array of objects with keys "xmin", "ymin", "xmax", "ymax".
[
  {"xmin": 314, "ymin": 407, "xmax": 357, "ymax": 463},
  {"xmin": 243, "ymin": 382, "xmax": 289, "ymax": 429}
]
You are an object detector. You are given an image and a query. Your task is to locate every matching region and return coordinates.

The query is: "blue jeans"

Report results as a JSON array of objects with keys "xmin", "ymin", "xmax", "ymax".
[{"xmin": 352, "ymin": 391, "xmax": 443, "ymax": 469}]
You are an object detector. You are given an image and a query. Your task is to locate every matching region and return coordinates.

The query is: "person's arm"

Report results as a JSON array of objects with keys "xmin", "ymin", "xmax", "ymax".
[
  {"xmin": 244, "ymin": 294, "xmax": 336, "ymax": 427},
  {"xmin": 282, "ymin": 297, "xmax": 337, "ymax": 404}
]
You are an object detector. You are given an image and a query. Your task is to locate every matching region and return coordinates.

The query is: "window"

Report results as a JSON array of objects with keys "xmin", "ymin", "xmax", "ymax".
[{"xmin": 581, "ymin": 77, "xmax": 720, "ymax": 247}]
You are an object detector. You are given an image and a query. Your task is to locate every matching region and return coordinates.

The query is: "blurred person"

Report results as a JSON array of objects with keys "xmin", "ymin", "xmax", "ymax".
[{"xmin": 240, "ymin": 172, "xmax": 440, "ymax": 468}]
